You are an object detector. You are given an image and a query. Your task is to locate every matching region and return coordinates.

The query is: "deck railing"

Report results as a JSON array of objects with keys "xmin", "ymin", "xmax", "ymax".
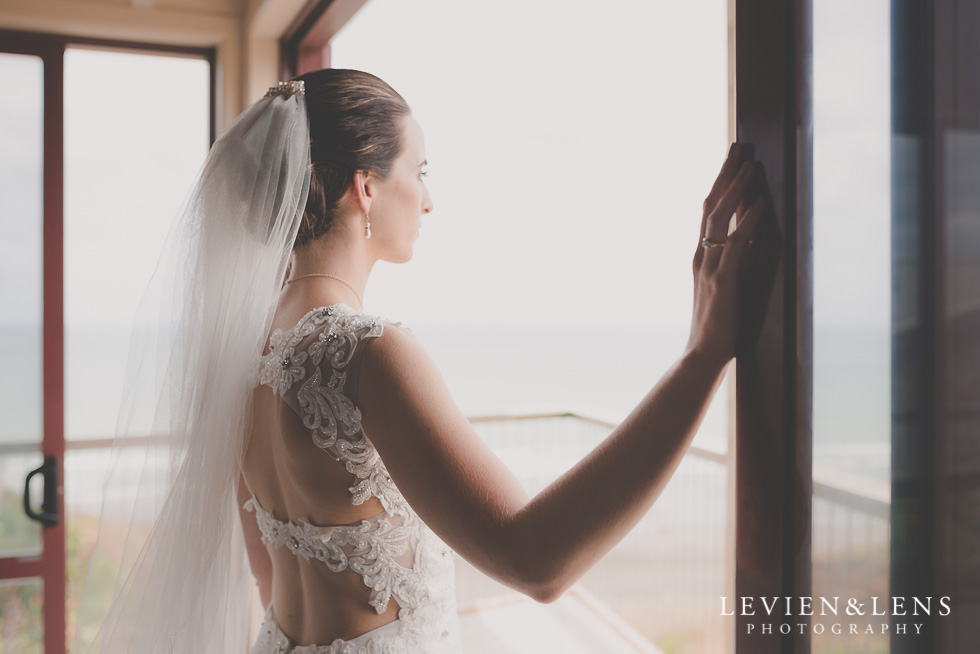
[
  {"xmin": 1, "ymin": 407, "xmax": 891, "ymax": 653},
  {"xmin": 460, "ymin": 408, "xmax": 890, "ymax": 653}
]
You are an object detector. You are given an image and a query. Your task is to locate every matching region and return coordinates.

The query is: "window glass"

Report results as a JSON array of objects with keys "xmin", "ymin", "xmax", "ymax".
[
  {"xmin": 62, "ymin": 46, "xmax": 210, "ymax": 645},
  {"xmin": 813, "ymin": 1, "xmax": 891, "ymax": 651},
  {"xmin": 332, "ymin": 2, "xmax": 731, "ymax": 649},
  {"xmin": 0, "ymin": 51, "xmax": 45, "ymax": 652},
  {"xmin": 0, "ymin": 51, "xmax": 44, "ymax": 558}
]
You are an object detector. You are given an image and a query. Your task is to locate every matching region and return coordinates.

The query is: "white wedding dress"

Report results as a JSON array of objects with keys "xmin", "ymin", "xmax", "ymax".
[{"xmin": 244, "ymin": 303, "xmax": 462, "ymax": 653}]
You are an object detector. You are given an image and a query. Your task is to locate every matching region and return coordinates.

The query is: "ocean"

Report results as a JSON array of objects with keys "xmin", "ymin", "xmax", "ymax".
[{"xmin": 1, "ymin": 321, "xmax": 891, "ymax": 485}]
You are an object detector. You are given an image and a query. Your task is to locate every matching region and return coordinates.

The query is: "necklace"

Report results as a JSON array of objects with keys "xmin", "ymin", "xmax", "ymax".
[{"xmin": 284, "ymin": 273, "xmax": 363, "ymax": 307}]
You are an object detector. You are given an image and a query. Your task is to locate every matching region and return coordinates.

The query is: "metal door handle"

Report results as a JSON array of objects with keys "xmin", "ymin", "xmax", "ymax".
[{"xmin": 24, "ymin": 456, "xmax": 59, "ymax": 527}]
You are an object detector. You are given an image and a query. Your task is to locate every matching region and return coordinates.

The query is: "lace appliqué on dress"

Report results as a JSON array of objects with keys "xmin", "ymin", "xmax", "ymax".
[
  {"xmin": 248, "ymin": 305, "xmax": 461, "ymax": 652},
  {"xmin": 243, "ymin": 495, "xmax": 458, "ymax": 650},
  {"xmin": 255, "ymin": 305, "xmax": 405, "ymax": 517},
  {"xmin": 243, "ymin": 496, "xmax": 421, "ymax": 615}
]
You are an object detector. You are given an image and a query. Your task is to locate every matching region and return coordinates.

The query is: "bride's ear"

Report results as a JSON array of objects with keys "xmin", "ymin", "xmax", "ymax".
[{"xmin": 349, "ymin": 169, "xmax": 374, "ymax": 215}]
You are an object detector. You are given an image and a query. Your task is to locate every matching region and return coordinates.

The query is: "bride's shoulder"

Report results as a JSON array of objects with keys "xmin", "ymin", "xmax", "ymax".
[
  {"xmin": 356, "ymin": 315, "xmax": 432, "ymax": 385},
  {"xmin": 257, "ymin": 302, "xmax": 410, "ymax": 395},
  {"xmin": 263, "ymin": 302, "xmax": 401, "ymax": 361},
  {"xmin": 337, "ymin": 303, "xmax": 404, "ymax": 337}
]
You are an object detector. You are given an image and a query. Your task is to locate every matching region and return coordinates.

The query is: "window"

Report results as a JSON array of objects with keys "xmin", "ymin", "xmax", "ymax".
[
  {"xmin": 0, "ymin": 50, "xmax": 45, "ymax": 654},
  {"xmin": 327, "ymin": 0, "xmax": 733, "ymax": 649},
  {"xmin": 812, "ymin": 1, "xmax": 891, "ymax": 651}
]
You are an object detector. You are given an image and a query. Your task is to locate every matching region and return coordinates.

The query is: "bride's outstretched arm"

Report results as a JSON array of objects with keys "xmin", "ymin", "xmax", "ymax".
[
  {"xmin": 358, "ymin": 144, "xmax": 765, "ymax": 603},
  {"xmin": 359, "ymin": 325, "xmax": 725, "ymax": 603}
]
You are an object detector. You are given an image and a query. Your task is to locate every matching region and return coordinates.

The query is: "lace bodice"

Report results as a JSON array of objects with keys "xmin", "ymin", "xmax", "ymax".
[{"xmin": 244, "ymin": 304, "xmax": 460, "ymax": 652}]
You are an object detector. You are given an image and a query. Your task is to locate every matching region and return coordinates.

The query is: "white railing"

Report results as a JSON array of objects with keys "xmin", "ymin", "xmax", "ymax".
[{"xmin": 2, "ymin": 406, "xmax": 891, "ymax": 653}]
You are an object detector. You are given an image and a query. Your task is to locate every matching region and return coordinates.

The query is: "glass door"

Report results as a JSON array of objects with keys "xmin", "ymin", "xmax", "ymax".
[
  {"xmin": 0, "ymin": 45, "xmax": 67, "ymax": 654},
  {"xmin": 0, "ymin": 33, "xmax": 213, "ymax": 654}
]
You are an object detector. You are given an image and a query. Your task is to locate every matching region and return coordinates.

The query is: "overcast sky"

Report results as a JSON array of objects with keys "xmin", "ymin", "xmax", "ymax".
[
  {"xmin": 331, "ymin": 0, "xmax": 730, "ymax": 328},
  {"xmin": 0, "ymin": 0, "xmax": 889, "ymax": 330}
]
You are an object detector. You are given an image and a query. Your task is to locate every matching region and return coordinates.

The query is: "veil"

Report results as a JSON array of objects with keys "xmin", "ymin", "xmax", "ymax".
[{"xmin": 71, "ymin": 80, "xmax": 310, "ymax": 653}]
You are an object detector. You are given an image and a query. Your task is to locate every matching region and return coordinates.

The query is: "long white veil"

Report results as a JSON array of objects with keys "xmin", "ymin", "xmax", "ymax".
[{"xmin": 71, "ymin": 80, "xmax": 310, "ymax": 653}]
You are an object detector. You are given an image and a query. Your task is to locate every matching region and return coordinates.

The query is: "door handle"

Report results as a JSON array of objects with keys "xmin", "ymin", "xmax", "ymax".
[{"xmin": 24, "ymin": 456, "xmax": 59, "ymax": 527}]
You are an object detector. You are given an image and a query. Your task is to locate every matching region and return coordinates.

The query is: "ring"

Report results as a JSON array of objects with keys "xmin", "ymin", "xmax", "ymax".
[{"xmin": 701, "ymin": 237, "xmax": 725, "ymax": 249}]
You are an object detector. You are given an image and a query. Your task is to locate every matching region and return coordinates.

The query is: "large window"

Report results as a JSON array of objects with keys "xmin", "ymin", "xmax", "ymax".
[{"xmin": 329, "ymin": 0, "xmax": 732, "ymax": 650}]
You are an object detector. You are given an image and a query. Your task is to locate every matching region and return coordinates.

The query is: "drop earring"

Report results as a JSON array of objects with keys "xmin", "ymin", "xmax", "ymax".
[{"xmin": 364, "ymin": 213, "xmax": 372, "ymax": 239}]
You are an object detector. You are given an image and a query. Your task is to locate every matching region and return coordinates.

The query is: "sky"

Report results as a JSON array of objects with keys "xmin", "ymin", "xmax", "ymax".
[
  {"xmin": 330, "ymin": 0, "xmax": 731, "ymax": 328},
  {"xmin": 331, "ymin": 0, "xmax": 890, "ymax": 330},
  {"xmin": 0, "ymin": 0, "xmax": 890, "ymax": 331},
  {"xmin": 0, "ymin": 0, "xmax": 895, "ymax": 512}
]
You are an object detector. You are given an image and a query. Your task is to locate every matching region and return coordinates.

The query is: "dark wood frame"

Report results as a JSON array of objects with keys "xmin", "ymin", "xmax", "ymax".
[
  {"xmin": 0, "ymin": 32, "xmax": 66, "ymax": 654},
  {"xmin": 0, "ymin": 28, "xmax": 214, "ymax": 654},
  {"xmin": 891, "ymin": 3, "xmax": 938, "ymax": 651},
  {"xmin": 279, "ymin": 0, "xmax": 369, "ymax": 79},
  {"xmin": 733, "ymin": 0, "xmax": 814, "ymax": 651},
  {"xmin": 891, "ymin": 0, "xmax": 980, "ymax": 651}
]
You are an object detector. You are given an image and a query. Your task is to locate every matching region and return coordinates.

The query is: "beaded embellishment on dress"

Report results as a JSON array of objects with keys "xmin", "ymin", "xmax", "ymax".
[
  {"xmin": 246, "ymin": 304, "xmax": 461, "ymax": 653},
  {"xmin": 243, "ymin": 494, "xmax": 432, "ymax": 616}
]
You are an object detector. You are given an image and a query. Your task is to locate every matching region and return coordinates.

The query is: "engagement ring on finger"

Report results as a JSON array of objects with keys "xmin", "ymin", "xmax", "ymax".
[{"xmin": 701, "ymin": 237, "xmax": 725, "ymax": 249}]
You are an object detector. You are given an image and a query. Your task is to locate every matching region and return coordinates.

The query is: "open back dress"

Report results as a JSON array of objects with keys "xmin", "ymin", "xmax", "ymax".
[{"xmin": 244, "ymin": 303, "xmax": 461, "ymax": 653}]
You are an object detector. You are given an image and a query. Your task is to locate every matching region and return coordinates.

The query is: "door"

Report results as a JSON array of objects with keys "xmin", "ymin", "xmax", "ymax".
[{"xmin": 0, "ymin": 37, "xmax": 67, "ymax": 654}]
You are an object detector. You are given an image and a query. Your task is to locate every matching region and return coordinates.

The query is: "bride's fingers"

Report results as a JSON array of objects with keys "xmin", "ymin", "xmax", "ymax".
[
  {"xmin": 717, "ymin": 195, "xmax": 765, "ymax": 274},
  {"xmin": 734, "ymin": 184, "xmax": 758, "ymax": 231},
  {"xmin": 706, "ymin": 161, "xmax": 755, "ymax": 241},
  {"xmin": 704, "ymin": 143, "xmax": 744, "ymax": 214},
  {"xmin": 736, "ymin": 187, "xmax": 752, "ymax": 220},
  {"xmin": 700, "ymin": 160, "xmax": 755, "ymax": 272},
  {"xmin": 698, "ymin": 143, "xmax": 744, "ymax": 252}
]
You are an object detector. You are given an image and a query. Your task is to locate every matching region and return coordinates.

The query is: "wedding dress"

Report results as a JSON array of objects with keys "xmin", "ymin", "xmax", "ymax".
[{"xmin": 244, "ymin": 302, "xmax": 462, "ymax": 654}]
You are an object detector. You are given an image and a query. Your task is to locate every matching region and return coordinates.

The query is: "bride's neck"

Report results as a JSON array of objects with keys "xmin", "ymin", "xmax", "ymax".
[{"xmin": 286, "ymin": 227, "xmax": 376, "ymax": 308}]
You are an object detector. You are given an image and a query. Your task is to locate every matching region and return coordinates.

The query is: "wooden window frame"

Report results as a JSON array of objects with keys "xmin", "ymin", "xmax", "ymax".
[
  {"xmin": 732, "ymin": 1, "xmax": 814, "ymax": 651},
  {"xmin": 0, "ymin": 29, "xmax": 214, "ymax": 654},
  {"xmin": 891, "ymin": 0, "xmax": 980, "ymax": 651},
  {"xmin": 280, "ymin": 0, "xmax": 369, "ymax": 79}
]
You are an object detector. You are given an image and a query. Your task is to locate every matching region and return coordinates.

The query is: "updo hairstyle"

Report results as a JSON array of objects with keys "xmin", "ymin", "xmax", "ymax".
[{"xmin": 292, "ymin": 68, "xmax": 411, "ymax": 248}]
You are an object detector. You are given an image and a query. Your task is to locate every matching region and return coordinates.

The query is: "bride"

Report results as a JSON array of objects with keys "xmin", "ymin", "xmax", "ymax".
[{"xmin": 73, "ymin": 68, "xmax": 764, "ymax": 653}]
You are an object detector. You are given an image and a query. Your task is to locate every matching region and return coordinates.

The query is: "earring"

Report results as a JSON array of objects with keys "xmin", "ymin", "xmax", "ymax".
[{"xmin": 364, "ymin": 213, "xmax": 372, "ymax": 239}]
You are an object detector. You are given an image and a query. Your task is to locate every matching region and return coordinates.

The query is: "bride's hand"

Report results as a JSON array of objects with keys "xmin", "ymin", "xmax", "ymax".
[{"xmin": 685, "ymin": 143, "xmax": 766, "ymax": 369}]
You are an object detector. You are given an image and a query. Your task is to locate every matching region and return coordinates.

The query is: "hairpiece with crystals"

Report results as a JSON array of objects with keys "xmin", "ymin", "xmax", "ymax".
[{"xmin": 265, "ymin": 80, "xmax": 305, "ymax": 99}]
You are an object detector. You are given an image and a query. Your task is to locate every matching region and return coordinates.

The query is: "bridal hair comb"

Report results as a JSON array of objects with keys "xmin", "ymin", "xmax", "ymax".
[{"xmin": 265, "ymin": 80, "xmax": 305, "ymax": 98}]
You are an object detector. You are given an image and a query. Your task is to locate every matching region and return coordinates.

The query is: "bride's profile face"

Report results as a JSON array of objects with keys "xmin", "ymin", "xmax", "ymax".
[{"xmin": 367, "ymin": 114, "xmax": 432, "ymax": 263}]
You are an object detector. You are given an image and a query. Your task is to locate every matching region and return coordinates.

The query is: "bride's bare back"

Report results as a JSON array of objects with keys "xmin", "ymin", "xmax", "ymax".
[
  {"xmin": 242, "ymin": 305, "xmax": 396, "ymax": 644},
  {"xmin": 239, "ymin": 293, "xmax": 467, "ymax": 648}
]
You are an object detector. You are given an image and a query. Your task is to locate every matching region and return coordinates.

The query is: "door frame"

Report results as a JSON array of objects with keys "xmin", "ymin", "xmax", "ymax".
[
  {"xmin": 732, "ymin": 1, "xmax": 814, "ymax": 651},
  {"xmin": 0, "ymin": 30, "xmax": 67, "ymax": 654},
  {"xmin": 0, "ymin": 29, "xmax": 214, "ymax": 654}
]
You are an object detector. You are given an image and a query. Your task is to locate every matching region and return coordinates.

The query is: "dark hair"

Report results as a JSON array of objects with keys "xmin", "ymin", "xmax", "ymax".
[{"xmin": 291, "ymin": 68, "xmax": 412, "ymax": 248}]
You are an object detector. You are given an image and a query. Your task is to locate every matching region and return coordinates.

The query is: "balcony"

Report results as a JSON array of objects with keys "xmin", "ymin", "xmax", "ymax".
[{"xmin": 2, "ymin": 407, "xmax": 889, "ymax": 653}]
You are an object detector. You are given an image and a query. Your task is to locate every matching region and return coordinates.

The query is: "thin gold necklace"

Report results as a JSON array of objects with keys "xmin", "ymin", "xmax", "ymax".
[{"xmin": 284, "ymin": 273, "xmax": 363, "ymax": 307}]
